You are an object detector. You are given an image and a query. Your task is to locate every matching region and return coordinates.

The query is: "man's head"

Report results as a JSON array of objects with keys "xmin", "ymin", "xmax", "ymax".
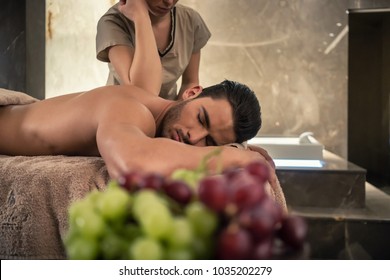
[{"xmin": 158, "ymin": 80, "xmax": 262, "ymax": 146}]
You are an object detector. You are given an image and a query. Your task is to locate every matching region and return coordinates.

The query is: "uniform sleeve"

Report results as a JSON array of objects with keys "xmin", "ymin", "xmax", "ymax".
[
  {"xmin": 96, "ymin": 6, "xmax": 135, "ymax": 62},
  {"xmin": 191, "ymin": 10, "xmax": 211, "ymax": 53}
]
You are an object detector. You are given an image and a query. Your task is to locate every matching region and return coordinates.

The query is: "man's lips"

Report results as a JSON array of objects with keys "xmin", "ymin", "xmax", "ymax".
[
  {"xmin": 172, "ymin": 130, "xmax": 181, "ymax": 142},
  {"xmin": 172, "ymin": 129, "xmax": 188, "ymax": 143}
]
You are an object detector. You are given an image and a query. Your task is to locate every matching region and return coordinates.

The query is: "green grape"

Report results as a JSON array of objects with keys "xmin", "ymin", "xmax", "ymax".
[
  {"xmin": 170, "ymin": 169, "xmax": 203, "ymax": 190},
  {"xmin": 66, "ymin": 236, "xmax": 99, "ymax": 260},
  {"xmin": 185, "ymin": 201, "xmax": 218, "ymax": 237},
  {"xmin": 101, "ymin": 232, "xmax": 130, "ymax": 260},
  {"xmin": 96, "ymin": 185, "xmax": 132, "ymax": 222},
  {"xmin": 191, "ymin": 236, "xmax": 214, "ymax": 260},
  {"xmin": 121, "ymin": 223, "xmax": 143, "ymax": 241},
  {"xmin": 105, "ymin": 179, "xmax": 122, "ymax": 189},
  {"xmin": 129, "ymin": 237, "xmax": 164, "ymax": 260},
  {"xmin": 132, "ymin": 189, "xmax": 161, "ymax": 220},
  {"xmin": 63, "ymin": 223, "xmax": 80, "ymax": 248},
  {"xmin": 132, "ymin": 190, "xmax": 173, "ymax": 240},
  {"xmin": 170, "ymin": 148, "xmax": 222, "ymax": 190},
  {"xmin": 165, "ymin": 247, "xmax": 194, "ymax": 260},
  {"xmin": 138, "ymin": 204, "xmax": 173, "ymax": 240},
  {"xmin": 84, "ymin": 189, "xmax": 103, "ymax": 204},
  {"xmin": 166, "ymin": 217, "xmax": 193, "ymax": 248},
  {"xmin": 74, "ymin": 208, "xmax": 106, "ymax": 239},
  {"xmin": 68, "ymin": 198, "xmax": 93, "ymax": 227}
]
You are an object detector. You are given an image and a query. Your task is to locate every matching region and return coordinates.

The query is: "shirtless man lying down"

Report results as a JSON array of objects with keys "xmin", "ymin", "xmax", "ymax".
[
  {"xmin": 0, "ymin": 0, "xmax": 271, "ymax": 180},
  {"xmin": 0, "ymin": 80, "xmax": 266, "ymax": 179}
]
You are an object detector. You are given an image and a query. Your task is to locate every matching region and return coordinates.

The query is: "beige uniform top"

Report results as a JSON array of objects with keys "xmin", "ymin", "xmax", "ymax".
[{"xmin": 96, "ymin": 3, "xmax": 211, "ymax": 100}]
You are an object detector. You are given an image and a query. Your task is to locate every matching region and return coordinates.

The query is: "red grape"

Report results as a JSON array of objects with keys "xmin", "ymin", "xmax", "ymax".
[
  {"xmin": 252, "ymin": 237, "xmax": 273, "ymax": 260},
  {"xmin": 163, "ymin": 180, "xmax": 193, "ymax": 205},
  {"xmin": 227, "ymin": 170, "xmax": 266, "ymax": 210},
  {"xmin": 222, "ymin": 167, "xmax": 242, "ymax": 181},
  {"xmin": 198, "ymin": 175, "xmax": 229, "ymax": 213},
  {"xmin": 279, "ymin": 215, "xmax": 308, "ymax": 249},
  {"xmin": 118, "ymin": 170, "xmax": 145, "ymax": 192},
  {"xmin": 238, "ymin": 205, "xmax": 275, "ymax": 241},
  {"xmin": 217, "ymin": 225, "xmax": 253, "ymax": 260},
  {"xmin": 245, "ymin": 160, "xmax": 270, "ymax": 184},
  {"xmin": 143, "ymin": 172, "xmax": 165, "ymax": 191},
  {"xmin": 257, "ymin": 196, "xmax": 284, "ymax": 225}
]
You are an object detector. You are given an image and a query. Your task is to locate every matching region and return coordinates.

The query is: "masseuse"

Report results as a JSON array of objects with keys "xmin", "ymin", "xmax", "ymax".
[{"xmin": 96, "ymin": 0, "xmax": 211, "ymax": 100}]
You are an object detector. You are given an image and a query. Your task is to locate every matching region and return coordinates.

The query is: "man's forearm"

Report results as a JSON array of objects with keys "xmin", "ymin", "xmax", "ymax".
[{"xmin": 98, "ymin": 128, "xmax": 264, "ymax": 180}]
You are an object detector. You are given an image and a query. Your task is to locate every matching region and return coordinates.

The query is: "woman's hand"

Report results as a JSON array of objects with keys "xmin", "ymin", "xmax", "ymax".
[{"xmin": 119, "ymin": 0, "xmax": 149, "ymax": 21}]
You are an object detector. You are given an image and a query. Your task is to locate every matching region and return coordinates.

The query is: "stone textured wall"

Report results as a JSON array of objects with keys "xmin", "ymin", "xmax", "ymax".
[
  {"xmin": 0, "ymin": 0, "xmax": 26, "ymax": 92},
  {"xmin": 45, "ymin": 0, "xmax": 114, "ymax": 98},
  {"xmin": 183, "ymin": 0, "xmax": 349, "ymax": 157}
]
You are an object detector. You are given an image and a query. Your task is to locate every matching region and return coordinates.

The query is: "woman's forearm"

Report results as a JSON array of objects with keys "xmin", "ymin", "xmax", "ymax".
[
  {"xmin": 130, "ymin": 15, "xmax": 162, "ymax": 95},
  {"xmin": 119, "ymin": 0, "xmax": 162, "ymax": 95}
]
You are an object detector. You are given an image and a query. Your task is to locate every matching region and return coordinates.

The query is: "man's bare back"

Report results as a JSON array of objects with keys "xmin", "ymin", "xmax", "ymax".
[{"xmin": 0, "ymin": 85, "xmax": 169, "ymax": 157}]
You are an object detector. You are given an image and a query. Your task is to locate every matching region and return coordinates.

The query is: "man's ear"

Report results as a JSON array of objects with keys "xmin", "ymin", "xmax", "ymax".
[{"xmin": 181, "ymin": 85, "xmax": 203, "ymax": 100}]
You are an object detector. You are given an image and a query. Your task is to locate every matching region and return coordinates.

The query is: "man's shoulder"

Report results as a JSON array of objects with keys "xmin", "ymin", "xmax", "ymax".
[{"xmin": 89, "ymin": 85, "xmax": 153, "ymax": 101}]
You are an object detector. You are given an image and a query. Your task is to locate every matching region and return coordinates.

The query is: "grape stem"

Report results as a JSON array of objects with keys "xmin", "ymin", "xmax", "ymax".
[{"xmin": 196, "ymin": 148, "xmax": 223, "ymax": 175}]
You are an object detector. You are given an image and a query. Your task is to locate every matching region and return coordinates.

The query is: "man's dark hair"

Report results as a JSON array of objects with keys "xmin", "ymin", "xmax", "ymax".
[{"xmin": 196, "ymin": 80, "xmax": 262, "ymax": 143}]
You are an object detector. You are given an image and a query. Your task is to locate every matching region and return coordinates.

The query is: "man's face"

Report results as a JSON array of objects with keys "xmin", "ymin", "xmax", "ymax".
[{"xmin": 159, "ymin": 97, "xmax": 236, "ymax": 147}]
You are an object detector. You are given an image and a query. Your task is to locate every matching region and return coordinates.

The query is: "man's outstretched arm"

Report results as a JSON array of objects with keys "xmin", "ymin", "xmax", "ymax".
[{"xmin": 96, "ymin": 121, "xmax": 266, "ymax": 180}]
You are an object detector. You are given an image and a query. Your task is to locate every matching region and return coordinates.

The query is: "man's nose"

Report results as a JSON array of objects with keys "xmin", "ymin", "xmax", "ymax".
[{"xmin": 187, "ymin": 127, "xmax": 208, "ymax": 146}]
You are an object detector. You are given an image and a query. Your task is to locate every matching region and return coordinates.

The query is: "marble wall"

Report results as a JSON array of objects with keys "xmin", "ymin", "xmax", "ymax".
[
  {"xmin": 181, "ymin": 0, "xmax": 390, "ymax": 159},
  {"xmin": 0, "ymin": 0, "xmax": 26, "ymax": 92},
  {"xmin": 185, "ymin": 0, "xmax": 350, "ymax": 157}
]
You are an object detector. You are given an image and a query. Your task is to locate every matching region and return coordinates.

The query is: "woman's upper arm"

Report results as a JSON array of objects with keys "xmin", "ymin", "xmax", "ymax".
[
  {"xmin": 96, "ymin": 8, "xmax": 135, "ymax": 61},
  {"xmin": 108, "ymin": 45, "xmax": 135, "ymax": 85},
  {"xmin": 96, "ymin": 12, "xmax": 135, "ymax": 84}
]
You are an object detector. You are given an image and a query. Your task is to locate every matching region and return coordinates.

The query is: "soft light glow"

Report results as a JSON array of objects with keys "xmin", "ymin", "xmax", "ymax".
[{"xmin": 274, "ymin": 159, "xmax": 324, "ymax": 168}]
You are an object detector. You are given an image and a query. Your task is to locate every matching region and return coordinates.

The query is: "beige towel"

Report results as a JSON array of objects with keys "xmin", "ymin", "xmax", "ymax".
[
  {"xmin": 0, "ymin": 88, "xmax": 38, "ymax": 106},
  {"xmin": 0, "ymin": 155, "xmax": 109, "ymax": 259}
]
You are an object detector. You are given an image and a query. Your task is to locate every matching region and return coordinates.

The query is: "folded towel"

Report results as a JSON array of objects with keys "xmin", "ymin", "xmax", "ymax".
[{"xmin": 0, "ymin": 88, "xmax": 38, "ymax": 106}]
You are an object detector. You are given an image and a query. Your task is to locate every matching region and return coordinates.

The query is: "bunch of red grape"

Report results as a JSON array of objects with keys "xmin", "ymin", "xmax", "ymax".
[
  {"xmin": 64, "ymin": 159, "xmax": 307, "ymax": 260},
  {"xmin": 197, "ymin": 161, "xmax": 308, "ymax": 259}
]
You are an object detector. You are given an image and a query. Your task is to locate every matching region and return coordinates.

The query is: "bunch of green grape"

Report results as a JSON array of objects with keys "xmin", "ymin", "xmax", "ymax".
[
  {"xmin": 64, "ymin": 150, "xmax": 308, "ymax": 260},
  {"xmin": 64, "ymin": 173, "xmax": 218, "ymax": 260}
]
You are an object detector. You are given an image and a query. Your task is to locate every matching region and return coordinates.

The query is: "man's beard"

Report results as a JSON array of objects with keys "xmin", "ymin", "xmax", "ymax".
[{"xmin": 156, "ymin": 100, "xmax": 190, "ymax": 138}]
